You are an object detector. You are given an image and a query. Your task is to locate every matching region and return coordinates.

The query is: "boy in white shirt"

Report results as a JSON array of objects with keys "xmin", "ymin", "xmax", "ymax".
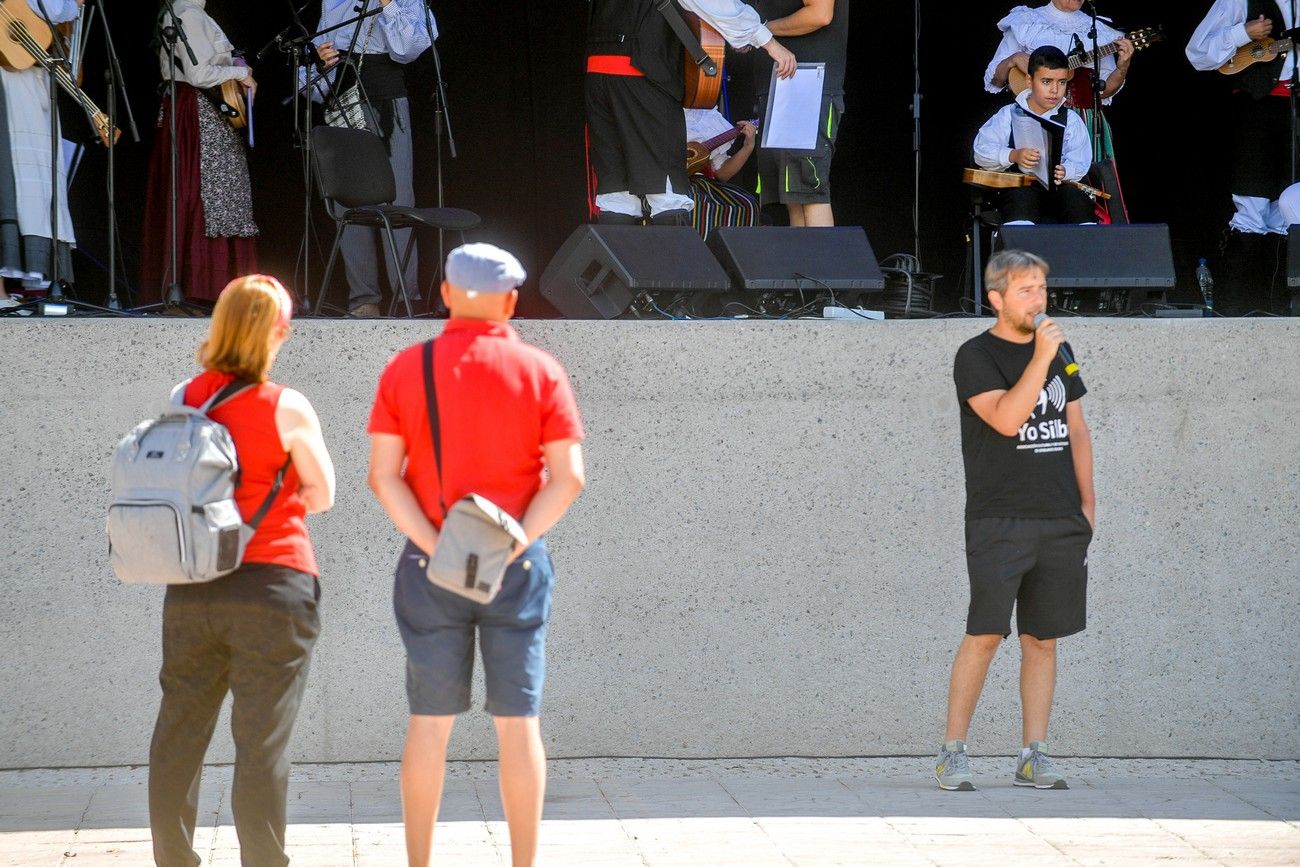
[{"xmin": 974, "ymin": 46, "xmax": 1095, "ymax": 225}]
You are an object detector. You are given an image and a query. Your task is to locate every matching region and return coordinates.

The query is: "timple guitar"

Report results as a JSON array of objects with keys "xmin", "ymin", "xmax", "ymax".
[
  {"xmin": 686, "ymin": 118, "xmax": 759, "ymax": 174},
  {"xmin": 205, "ymin": 78, "xmax": 248, "ymax": 130},
  {"xmin": 0, "ymin": 0, "xmax": 119, "ymax": 147},
  {"xmin": 682, "ymin": 12, "xmax": 726, "ymax": 109},
  {"xmin": 963, "ymin": 167, "xmax": 1111, "ymax": 201},
  {"xmin": 1219, "ymin": 36, "xmax": 1295, "ymax": 75},
  {"xmin": 1007, "ymin": 27, "xmax": 1164, "ymax": 96}
]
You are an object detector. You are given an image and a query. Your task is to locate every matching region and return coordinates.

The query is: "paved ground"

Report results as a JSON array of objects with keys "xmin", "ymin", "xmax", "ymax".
[{"xmin": 1, "ymin": 758, "xmax": 1296, "ymax": 866}]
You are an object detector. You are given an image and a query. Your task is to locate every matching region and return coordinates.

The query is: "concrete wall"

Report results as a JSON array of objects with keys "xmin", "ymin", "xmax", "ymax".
[{"xmin": 1, "ymin": 318, "xmax": 1296, "ymax": 768}]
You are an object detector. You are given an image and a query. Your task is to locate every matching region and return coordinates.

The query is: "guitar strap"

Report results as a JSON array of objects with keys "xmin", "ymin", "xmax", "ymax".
[{"xmin": 655, "ymin": 0, "xmax": 718, "ymax": 77}]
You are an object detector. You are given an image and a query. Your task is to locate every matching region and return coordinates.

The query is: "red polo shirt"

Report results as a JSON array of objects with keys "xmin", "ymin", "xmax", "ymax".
[{"xmin": 367, "ymin": 318, "xmax": 585, "ymax": 528}]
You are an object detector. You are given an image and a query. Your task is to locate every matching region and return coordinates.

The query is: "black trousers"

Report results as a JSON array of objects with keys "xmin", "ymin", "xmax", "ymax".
[
  {"xmin": 1230, "ymin": 91, "xmax": 1290, "ymax": 201},
  {"xmin": 148, "ymin": 564, "xmax": 320, "ymax": 867},
  {"xmin": 585, "ymin": 72, "xmax": 689, "ymax": 197},
  {"xmin": 1000, "ymin": 183, "xmax": 1095, "ymax": 225}
]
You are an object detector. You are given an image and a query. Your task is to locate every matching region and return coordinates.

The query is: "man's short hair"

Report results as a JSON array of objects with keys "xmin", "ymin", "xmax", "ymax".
[
  {"xmin": 1028, "ymin": 45, "xmax": 1070, "ymax": 77},
  {"xmin": 985, "ymin": 249, "xmax": 1050, "ymax": 295}
]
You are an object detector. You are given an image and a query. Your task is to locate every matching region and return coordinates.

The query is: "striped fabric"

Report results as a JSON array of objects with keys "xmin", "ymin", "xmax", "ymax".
[{"xmin": 689, "ymin": 176, "xmax": 759, "ymax": 239}]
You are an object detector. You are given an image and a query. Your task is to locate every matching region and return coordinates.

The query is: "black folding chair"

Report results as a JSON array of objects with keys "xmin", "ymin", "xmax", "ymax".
[{"xmin": 310, "ymin": 126, "xmax": 481, "ymax": 317}]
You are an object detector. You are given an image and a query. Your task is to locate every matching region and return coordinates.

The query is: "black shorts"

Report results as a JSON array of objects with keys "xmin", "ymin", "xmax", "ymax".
[
  {"xmin": 585, "ymin": 72, "xmax": 690, "ymax": 197},
  {"xmin": 965, "ymin": 515, "xmax": 1092, "ymax": 639},
  {"xmin": 757, "ymin": 92, "xmax": 844, "ymax": 206}
]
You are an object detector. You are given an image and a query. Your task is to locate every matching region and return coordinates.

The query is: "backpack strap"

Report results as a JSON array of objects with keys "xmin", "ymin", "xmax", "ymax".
[
  {"xmin": 246, "ymin": 455, "xmax": 293, "ymax": 530},
  {"xmin": 422, "ymin": 339, "xmax": 448, "ymax": 518},
  {"xmin": 185, "ymin": 377, "xmax": 287, "ymax": 529},
  {"xmin": 200, "ymin": 379, "xmax": 255, "ymax": 414},
  {"xmin": 169, "ymin": 378, "xmax": 193, "ymax": 407}
]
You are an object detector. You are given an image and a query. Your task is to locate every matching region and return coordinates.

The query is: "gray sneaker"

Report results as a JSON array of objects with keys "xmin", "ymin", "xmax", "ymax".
[
  {"xmin": 935, "ymin": 739, "xmax": 976, "ymax": 791},
  {"xmin": 1014, "ymin": 741, "xmax": 1068, "ymax": 789}
]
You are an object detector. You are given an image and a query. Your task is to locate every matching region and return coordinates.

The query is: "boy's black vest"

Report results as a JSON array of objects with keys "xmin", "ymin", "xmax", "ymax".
[{"xmin": 588, "ymin": 0, "xmax": 685, "ymax": 100}]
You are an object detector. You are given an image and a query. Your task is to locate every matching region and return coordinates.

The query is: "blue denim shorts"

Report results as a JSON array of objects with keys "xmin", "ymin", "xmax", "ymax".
[{"xmin": 393, "ymin": 537, "xmax": 554, "ymax": 717}]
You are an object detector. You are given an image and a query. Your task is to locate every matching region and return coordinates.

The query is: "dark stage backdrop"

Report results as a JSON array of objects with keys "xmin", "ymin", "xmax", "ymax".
[{"xmin": 66, "ymin": 1, "xmax": 1230, "ymax": 315}]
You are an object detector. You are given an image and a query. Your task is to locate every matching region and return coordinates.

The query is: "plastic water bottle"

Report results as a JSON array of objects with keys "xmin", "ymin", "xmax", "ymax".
[{"xmin": 1195, "ymin": 258, "xmax": 1214, "ymax": 317}]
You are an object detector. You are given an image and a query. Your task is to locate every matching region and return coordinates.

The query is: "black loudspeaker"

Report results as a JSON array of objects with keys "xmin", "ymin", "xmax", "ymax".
[
  {"xmin": 707, "ymin": 227, "xmax": 886, "ymax": 291},
  {"xmin": 999, "ymin": 224, "xmax": 1176, "ymax": 312},
  {"xmin": 539, "ymin": 226, "xmax": 732, "ymax": 319}
]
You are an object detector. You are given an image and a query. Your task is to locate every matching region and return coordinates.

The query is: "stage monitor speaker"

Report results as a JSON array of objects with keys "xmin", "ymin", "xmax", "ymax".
[
  {"xmin": 998, "ymin": 224, "xmax": 1175, "ymax": 287},
  {"xmin": 998, "ymin": 224, "xmax": 1176, "ymax": 312},
  {"xmin": 706, "ymin": 226, "xmax": 886, "ymax": 291},
  {"xmin": 539, "ymin": 225, "xmax": 732, "ymax": 319}
]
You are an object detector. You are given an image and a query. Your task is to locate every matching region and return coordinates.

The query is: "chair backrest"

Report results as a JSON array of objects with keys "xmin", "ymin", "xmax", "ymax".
[{"xmin": 311, "ymin": 126, "xmax": 397, "ymax": 209}]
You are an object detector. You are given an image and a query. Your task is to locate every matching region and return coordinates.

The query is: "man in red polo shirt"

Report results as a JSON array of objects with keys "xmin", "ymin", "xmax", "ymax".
[{"xmin": 367, "ymin": 243, "xmax": 586, "ymax": 867}]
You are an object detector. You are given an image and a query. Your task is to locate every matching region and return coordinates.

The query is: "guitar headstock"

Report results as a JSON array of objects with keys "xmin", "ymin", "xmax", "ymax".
[
  {"xmin": 91, "ymin": 111, "xmax": 121, "ymax": 148},
  {"xmin": 1128, "ymin": 26, "xmax": 1166, "ymax": 52}
]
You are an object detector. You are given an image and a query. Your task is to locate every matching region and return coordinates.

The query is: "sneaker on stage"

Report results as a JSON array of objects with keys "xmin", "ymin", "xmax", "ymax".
[
  {"xmin": 935, "ymin": 739, "xmax": 976, "ymax": 791},
  {"xmin": 349, "ymin": 302, "xmax": 383, "ymax": 319},
  {"xmin": 1015, "ymin": 741, "xmax": 1068, "ymax": 789}
]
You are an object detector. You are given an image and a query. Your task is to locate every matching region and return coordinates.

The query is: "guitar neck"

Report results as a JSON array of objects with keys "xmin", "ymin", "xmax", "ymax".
[
  {"xmin": 1, "ymin": 10, "xmax": 107, "ymax": 128},
  {"xmin": 1070, "ymin": 40, "xmax": 1120, "ymax": 71},
  {"xmin": 697, "ymin": 119, "xmax": 759, "ymax": 154}
]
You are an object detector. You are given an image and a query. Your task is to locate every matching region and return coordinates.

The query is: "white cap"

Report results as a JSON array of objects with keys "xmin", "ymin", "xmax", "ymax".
[{"xmin": 445, "ymin": 243, "xmax": 526, "ymax": 295}]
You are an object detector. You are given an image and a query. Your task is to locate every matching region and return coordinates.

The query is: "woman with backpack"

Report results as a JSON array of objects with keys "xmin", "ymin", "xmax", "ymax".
[{"xmin": 147, "ymin": 274, "xmax": 334, "ymax": 867}]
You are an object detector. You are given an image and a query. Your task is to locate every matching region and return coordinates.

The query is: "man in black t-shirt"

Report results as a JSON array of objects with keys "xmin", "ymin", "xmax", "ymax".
[
  {"xmin": 935, "ymin": 249, "xmax": 1096, "ymax": 793},
  {"xmin": 752, "ymin": 0, "xmax": 848, "ymax": 227}
]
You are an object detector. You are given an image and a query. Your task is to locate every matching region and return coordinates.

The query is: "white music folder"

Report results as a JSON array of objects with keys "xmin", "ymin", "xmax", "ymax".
[{"xmin": 761, "ymin": 63, "xmax": 825, "ymax": 151}]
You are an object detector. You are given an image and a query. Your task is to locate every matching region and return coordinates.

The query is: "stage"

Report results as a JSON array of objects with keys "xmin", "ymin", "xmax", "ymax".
[{"xmin": 1, "ymin": 317, "xmax": 1296, "ymax": 767}]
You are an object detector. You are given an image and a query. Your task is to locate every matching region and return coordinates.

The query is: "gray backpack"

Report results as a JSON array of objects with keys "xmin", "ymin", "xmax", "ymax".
[{"xmin": 107, "ymin": 379, "xmax": 289, "ymax": 585}]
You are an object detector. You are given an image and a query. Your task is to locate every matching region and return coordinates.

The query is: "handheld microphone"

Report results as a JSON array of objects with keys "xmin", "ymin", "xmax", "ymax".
[{"xmin": 1032, "ymin": 313, "xmax": 1080, "ymax": 376}]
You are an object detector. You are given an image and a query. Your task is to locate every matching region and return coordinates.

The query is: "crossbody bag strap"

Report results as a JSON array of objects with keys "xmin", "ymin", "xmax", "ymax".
[{"xmin": 422, "ymin": 339, "xmax": 448, "ymax": 517}]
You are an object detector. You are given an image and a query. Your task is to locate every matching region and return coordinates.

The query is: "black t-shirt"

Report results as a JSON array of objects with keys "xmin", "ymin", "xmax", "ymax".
[
  {"xmin": 752, "ymin": 0, "xmax": 849, "ymax": 96},
  {"xmin": 954, "ymin": 329, "xmax": 1088, "ymax": 520}
]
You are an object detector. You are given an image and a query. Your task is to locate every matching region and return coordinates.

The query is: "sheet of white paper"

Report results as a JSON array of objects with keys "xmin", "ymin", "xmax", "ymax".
[
  {"xmin": 61, "ymin": 140, "xmax": 83, "ymax": 186},
  {"xmin": 1010, "ymin": 113, "xmax": 1050, "ymax": 189},
  {"xmin": 761, "ymin": 63, "xmax": 825, "ymax": 151}
]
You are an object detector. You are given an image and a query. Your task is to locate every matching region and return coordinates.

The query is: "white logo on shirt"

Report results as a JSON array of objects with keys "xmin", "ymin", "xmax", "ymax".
[{"xmin": 1018, "ymin": 375, "xmax": 1070, "ymax": 454}]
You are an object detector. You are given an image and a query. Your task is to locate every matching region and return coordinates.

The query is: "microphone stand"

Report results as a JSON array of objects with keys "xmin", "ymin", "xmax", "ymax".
[
  {"xmin": 131, "ymin": 0, "xmax": 207, "ymax": 314},
  {"xmin": 910, "ymin": 0, "xmax": 921, "ymax": 262},
  {"xmin": 421, "ymin": 0, "xmax": 455, "ymax": 314},
  {"xmin": 2, "ymin": 1, "xmax": 124, "ymax": 316},
  {"xmin": 267, "ymin": 0, "xmax": 340, "ymax": 313},
  {"xmin": 1291, "ymin": 0, "xmax": 1298, "ymax": 182},
  {"xmin": 273, "ymin": 2, "xmax": 383, "ymax": 314},
  {"xmin": 1084, "ymin": 0, "xmax": 1105, "ymax": 163},
  {"xmin": 93, "ymin": 0, "xmax": 141, "ymax": 311}
]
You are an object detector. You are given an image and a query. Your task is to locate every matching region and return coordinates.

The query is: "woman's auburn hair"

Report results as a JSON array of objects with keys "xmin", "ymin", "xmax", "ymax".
[{"xmin": 197, "ymin": 275, "xmax": 291, "ymax": 384}]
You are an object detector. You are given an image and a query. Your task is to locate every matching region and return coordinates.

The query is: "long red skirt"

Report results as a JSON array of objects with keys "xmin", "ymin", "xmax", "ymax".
[{"xmin": 139, "ymin": 85, "xmax": 256, "ymax": 304}]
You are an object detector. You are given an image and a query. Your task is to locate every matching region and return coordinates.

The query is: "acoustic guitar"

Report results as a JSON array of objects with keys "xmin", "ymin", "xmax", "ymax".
[
  {"xmin": 1007, "ymin": 27, "xmax": 1164, "ymax": 96},
  {"xmin": 963, "ymin": 167, "xmax": 1111, "ymax": 201},
  {"xmin": 682, "ymin": 12, "xmax": 725, "ymax": 109},
  {"xmin": 1219, "ymin": 36, "xmax": 1295, "ymax": 75},
  {"xmin": 0, "ymin": 0, "xmax": 119, "ymax": 147},
  {"xmin": 686, "ymin": 118, "xmax": 759, "ymax": 174},
  {"xmin": 205, "ymin": 78, "xmax": 248, "ymax": 130}
]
